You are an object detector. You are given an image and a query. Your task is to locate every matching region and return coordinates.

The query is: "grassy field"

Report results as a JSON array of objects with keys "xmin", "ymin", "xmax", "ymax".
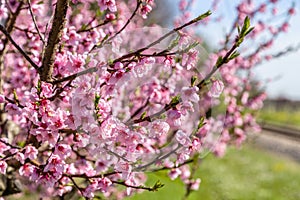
[
  {"xmin": 258, "ymin": 108, "xmax": 300, "ymax": 128},
  {"xmin": 126, "ymin": 145, "xmax": 300, "ymax": 200}
]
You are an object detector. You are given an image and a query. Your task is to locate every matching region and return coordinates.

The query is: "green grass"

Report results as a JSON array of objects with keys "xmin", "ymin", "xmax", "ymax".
[
  {"xmin": 126, "ymin": 145, "xmax": 300, "ymax": 200},
  {"xmin": 258, "ymin": 108, "xmax": 300, "ymax": 128}
]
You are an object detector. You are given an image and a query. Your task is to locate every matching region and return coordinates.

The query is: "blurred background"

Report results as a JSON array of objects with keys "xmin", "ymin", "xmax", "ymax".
[{"xmin": 126, "ymin": 1, "xmax": 300, "ymax": 199}]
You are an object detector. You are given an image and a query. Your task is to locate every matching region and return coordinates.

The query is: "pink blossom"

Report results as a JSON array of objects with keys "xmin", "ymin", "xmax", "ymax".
[
  {"xmin": 15, "ymin": 152, "xmax": 25, "ymax": 164},
  {"xmin": 179, "ymin": 0, "xmax": 188, "ymax": 11},
  {"xmin": 288, "ymin": 8, "xmax": 296, "ymax": 15},
  {"xmin": 140, "ymin": 4, "xmax": 152, "ymax": 19},
  {"xmin": 106, "ymin": 13, "xmax": 116, "ymax": 20},
  {"xmin": 258, "ymin": 4, "xmax": 267, "ymax": 13},
  {"xmin": 98, "ymin": 177, "xmax": 112, "ymax": 192},
  {"xmin": 280, "ymin": 22, "xmax": 289, "ymax": 32},
  {"xmin": 0, "ymin": 94, "xmax": 5, "ymax": 103},
  {"xmin": 5, "ymin": 103, "xmax": 22, "ymax": 115},
  {"xmin": 168, "ymin": 168, "xmax": 182, "ymax": 180},
  {"xmin": 19, "ymin": 163, "xmax": 36, "ymax": 177},
  {"xmin": 95, "ymin": 159, "xmax": 109, "ymax": 173},
  {"xmin": 0, "ymin": 4, "xmax": 8, "ymax": 21},
  {"xmin": 213, "ymin": 142, "xmax": 227, "ymax": 157},
  {"xmin": 54, "ymin": 144, "xmax": 71, "ymax": 159},
  {"xmin": 41, "ymin": 83, "xmax": 53, "ymax": 98},
  {"xmin": 272, "ymin": 7, "xmax": 278, "ymax": 15},
  {"xmin": 44, "ymin": 155, "xmax": 65, "ymax": 175},
  {"xmin": 190, "ymin": 178, "xmax": 201, "ymax": 190},
  {"xmin": 175, "ymin": 130, "xmax": 191, "ymax": 146},
  {"xmin": 0, "ymin": 161, "xmax": 7, "ymax": 174},
  {"xmin": 167, "ymin": 109, "xmax": 182, "ymax": 127},
  {"xmin": 148, "ymin": 120, "xmax": 170, "ymax": 138},
  {"xmin": 98, "ymin": 0, "xmax": 117, "ymax": 12},
  {"xmin": 181, "ymin": 86, "xmax": 199, "ymax": 103},
  {"xmin": 115, "ymin": 161, "xmax": 132, "ymax": 179},
  {"xmin": 209, "ymin": 80, "xmax": 224, "ymax": 98},
  {"xmin": 24, "ymin": 145, "xmax": 38, "ymax": 160},
  {"xmin": 0, "ymin": 139, "xmax": 9, "ymax": 154},
  {"xmin": 180, "ymin": 165, "xmax": 191, "ymax": 180}
]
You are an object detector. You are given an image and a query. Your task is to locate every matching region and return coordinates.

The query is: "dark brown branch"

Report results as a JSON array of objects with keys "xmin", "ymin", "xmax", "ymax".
[
  {"xmin": 67, "ymin": 175, "xmax": 85, "ymax": 197},
  {"xmin": 52, "ymin": 66, "xmax": 98, "ymax": 84},
  {"xmin": 127, "ymin": 98, "xmax": 150, "ymax": 122},
  {"xmin": 125, "ymin": 101, "xmax": 176, "ymax": 126},
  {"xmin": 40, "ymin": 0, "xmax": 70, "ymax": 82},
  {"xmin": 77, "ymin": 19, "xmax": 111, "ymax": 33},
  {"xmin": 0, "ymin": 24, "xmax": 40, "ymax": 71},
  {"xmin": 112, "ymin": 180, "xmax": 162, "ymax": 192}
]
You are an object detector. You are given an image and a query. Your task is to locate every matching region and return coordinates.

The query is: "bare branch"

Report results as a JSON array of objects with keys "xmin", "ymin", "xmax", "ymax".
[
  {"xmin": 51, "ymin": 66, "xmax": 98, "ymax": 84},
  {"xmin": 112, "ymin": 10, "xmax": 212, "ymax": 64},
  {"xmin": 0, "ymin": 24, "xmax": 40, "ymax": 71},
  {"xmin": 27, "ymin": 0, "xmax": 45, "ymax": 44}
]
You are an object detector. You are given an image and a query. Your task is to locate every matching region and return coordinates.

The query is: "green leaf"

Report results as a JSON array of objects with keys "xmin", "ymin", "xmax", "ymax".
[
  {"xmin": 191, "ymin": 76, "xmax": 198, "ymax": 86},
  {"xmin": 229, "ymin": 50, "xmax": 240, "ymax": 60},
  {"xmin": 244, "ymin": 26, "xmax": 255, "ymax": 36},
  {"xmin": 94, "ymin": 93, "xmax": 101, "ymax": 108},
  {"xmin": 167, "ymin": 35, "xmax": 180, "ymax": 51},
  {"xmin": 197, "ymin": 116, "xmax": 205, "ymax": 130},
  {"xmin": 13, "ymin": 89, "xmax": 19, "ymax": 102},
  {"xmin": 195, "ymin": 10, "xmax": 212, "ymax": 21},
  {"xmin": 152, "ymin": 180, "xmax": 165, "ymax": 191},
  {"xmin": 216, "ymin": 56, "xmax": 223, "ymax": 66},
  {"xmin": 141, "ymin": 111, "xmax": 147, "ymax": 120},
  {"xmin": 170, "ymin": 95, "xmax": 180, "ymax": 107},
  {"xmin": 241, "ymin": 16, "xmax": 251, "ymax": 36}
]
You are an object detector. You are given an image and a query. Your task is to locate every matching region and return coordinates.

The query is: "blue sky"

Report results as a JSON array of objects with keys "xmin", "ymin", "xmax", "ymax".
[{"xmin": 171, "ymin": 0, "xmax": 300, "ymax": 100}]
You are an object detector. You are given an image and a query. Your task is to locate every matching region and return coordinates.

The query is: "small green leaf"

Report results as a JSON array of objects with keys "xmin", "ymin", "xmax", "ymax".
[
  {"xmin": 94, "ymin": 93, "xmax": 101, "ymax": 108},
  {"xmin": 197, "ymin": 116, "xmax": 205, "ymax": 129},
  {"xmin": 229, "ymin": 50, "xmax": 240, "ymax": 60},
  {"xmin": 240, "ymin": 16, "xmax": 250, "ymax": 35},
  {"xmin": 13, "ymin": 89, "xmax": 19, "ymax": 102},
  {"xmin": 244, "ymin": 26, "xmax": 255, "ymax": 36},
  {"xmin": 195, "ymin": 10, "xmax": 212, "ymax": 21},
  {"xmin": 167, "ymin": 35, "xmax": 180, "ymax": 51},
  {"xmin": 152, "ymin": 180, "xmax": 165, "ymax": 191},
  {"xmin": 141, "ymin": 111, "xmax": 147, "ymax": 120},
  {"xmin": 237, "ymin": 25, "xmax": 241, "ymax": 35},
  {"xmin": 216, "ymin": 56, "xmax": 223, "ymax": 66},
  {"xmin": 170, "ymin": 95, "xmax": 180, "ymax": 107},
  {"xmin": 191, "ymin": 76, "xmax": 198, "ymax": 86}
]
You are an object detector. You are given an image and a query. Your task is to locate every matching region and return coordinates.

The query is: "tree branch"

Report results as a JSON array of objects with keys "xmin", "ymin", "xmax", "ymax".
[
  {"xmin": 27, "ymin": 0, "xmax": 45, "ymax": 44},
  {"xmin": 0, "ymin": 25, "xmax": 40, "ymax": 71},
  {"xmin": 40, "ymin": 0, "xmax": 70, "ymax": 82},
  {"xmin": 112, "ymin": 10, "xmax": 212, "ymax": 64}
]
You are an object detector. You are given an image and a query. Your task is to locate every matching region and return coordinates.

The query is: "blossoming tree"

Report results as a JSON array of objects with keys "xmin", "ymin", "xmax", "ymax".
[{"xmin": 0, "ymin": 0, "xmax": 297, "ymax": 199}]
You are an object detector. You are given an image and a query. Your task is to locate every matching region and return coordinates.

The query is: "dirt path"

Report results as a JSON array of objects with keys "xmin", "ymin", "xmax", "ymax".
[{"xmin": 248, "ymin": 130, "xmax": 300, "ymax": 162}]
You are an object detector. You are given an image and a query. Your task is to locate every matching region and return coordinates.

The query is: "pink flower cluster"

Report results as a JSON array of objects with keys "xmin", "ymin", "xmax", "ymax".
[{"xmin": 0, "ymin": 0, "xmax": 296, "ymax": 199}]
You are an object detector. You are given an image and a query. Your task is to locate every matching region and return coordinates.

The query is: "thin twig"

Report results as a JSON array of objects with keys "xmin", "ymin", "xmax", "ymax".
[
  {"xmin": 51, "ymin": 66, "xmax": 98, "ymax": 84},
  {"xmin": 112, "ymin": 10, "xmax": 212, "ymax": 64},
  {"xmin": 0, "ymin": 24, "xmax": 40, "ymax": 71},
  {"xmin": 27, "ymin": 0, "xmax": 45, "ymax": 43},
  {"xmin": 197, "ymin": 42, "xmax": 238, "ymax": 89},
  {"xmin": 90, "ymin": 0, "xmax": 142, "ymax": 51},
  {"xmin": 134, "ymin": 144, "xmax": 182, "ymax": 171},
  {"xmin": 77, "ymin": 19, "xmax": 111, "ymax": 33},
  {"xmin": 68, "ymin": 175, "xmax": 85, "ymax": 197},
  {"xmin": 112, "ymin": 180, "xmax": 160, "ymax": 192}
]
